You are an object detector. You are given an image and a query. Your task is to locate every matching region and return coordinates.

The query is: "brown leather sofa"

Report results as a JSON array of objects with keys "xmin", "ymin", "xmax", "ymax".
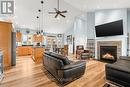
[
  {"xmin": 43, "ymin": 51, "xmax": 86, "ymax": 85},
  {"xmin": 105, "ymin": 56, "xmax": 130, "ymax": 87}
]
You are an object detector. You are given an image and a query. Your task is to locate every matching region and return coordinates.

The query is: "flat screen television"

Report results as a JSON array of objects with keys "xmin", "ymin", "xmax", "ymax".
[{"xmin": 95, "ymin": 20, "xmax": 123, "ymax": 37}]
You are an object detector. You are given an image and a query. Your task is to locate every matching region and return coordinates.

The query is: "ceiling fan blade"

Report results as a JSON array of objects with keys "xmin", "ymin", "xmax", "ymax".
[
  {"xmin": 59, "ymin": 13, "xmax": 66, "ymax": 18},
  {"xmin": 54, "ymin": 8, "xmax": 58, "ymax": 12},
  {"xmin": 55, "ymin": 14, "xmax": 58, "ymax": 18},
  {"xmin": 48, "ymin": 0, "xmax": 67, "ymax": 19},
  {"xmin": 61, "ymin": 10, "xmax": 67, "ymax": 13},
  {"xmin": 48, "ymin": 12, "xmax": 56, "ymax": 14}
]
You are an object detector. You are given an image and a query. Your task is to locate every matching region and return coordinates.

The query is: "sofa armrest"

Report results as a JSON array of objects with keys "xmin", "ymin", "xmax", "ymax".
[
  {"xmin": 106, "ymin": 64, "xmax": 130, "ymax": 73},
  {"xmin": 61, "ymin": 61, "xmax": 86, "ymax": 70},
  {"xmin": 105, "ymin": 64, "xmax": 130, "ymax": 86},
  {"xmin": 57, "ymin": 61, "xmax": 86, "ymax": 84}
]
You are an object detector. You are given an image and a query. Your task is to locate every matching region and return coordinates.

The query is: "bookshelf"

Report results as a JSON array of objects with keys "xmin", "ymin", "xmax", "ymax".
[
  {"xmin": 46, "ymin": 34, "xmax": 64, "ymax": 52},
  {"xmin": 46, "ymin": 35, "xmax": 57, "ymax": 51},
  {"xmin": 86, "ymin": 39, "xmax": 95, "ymax": 57}
]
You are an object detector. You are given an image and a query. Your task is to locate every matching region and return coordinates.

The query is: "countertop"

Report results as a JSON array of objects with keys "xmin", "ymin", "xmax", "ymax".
[
  {"xmin": 17, "ymin": 46, "xmax": 45, "ymax": 48},
  {"xmin": 17, "ymin": 45, "xmax": 33, "ymax": 47},
  {"xmin": 33, "ymin": 46, "xmax": 45, "ymax": 48},
  {"xmin": 17, "ymin": 45, "xmax": 45, "ymax": 47},
  {"xmin": 22, "ymin": 45, "xmax": 33, "ymax": 46}
]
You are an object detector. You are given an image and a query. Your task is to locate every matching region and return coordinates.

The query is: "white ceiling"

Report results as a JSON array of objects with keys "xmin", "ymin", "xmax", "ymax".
[
  {"xmin": 1, "ymin": 0, "xmax": 130, "ymax": 33},
  {"xmin": 65, "ymin": 0, "xmax": 130, "ymax": 11},
  {"xmin": 13, "ymin": 0, "xmax": 84, "ymax": 34}
]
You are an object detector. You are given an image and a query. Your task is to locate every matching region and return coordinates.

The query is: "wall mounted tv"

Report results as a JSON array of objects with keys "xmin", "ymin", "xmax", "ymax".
[{"xmin": 95, "ymin": 20, "xmax": 123, "ymax": 37}]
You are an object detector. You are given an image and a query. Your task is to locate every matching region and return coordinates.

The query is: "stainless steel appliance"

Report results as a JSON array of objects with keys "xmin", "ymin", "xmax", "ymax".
[{"xmin": 0, "ymin": 51, "xmax": 3, "ymax": 81}]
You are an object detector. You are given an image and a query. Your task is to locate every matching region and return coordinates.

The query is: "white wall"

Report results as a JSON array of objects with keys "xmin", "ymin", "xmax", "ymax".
[
  {"xmin": 64, "ymin": 9, "xmax": 128, "ymax": 57},
  {"xmin": 86, "ymin": 12, "xmax": 95, "ymax": 39},
  {"xmin": 74, "ymin": 17, "xmax": 87, "ymax": 49},
  {"xmin": 64, "ymin": 25, "xmax": 74, "ymax": 53},
  {"xmin": 95, "ymin": 9, "xmax": 127, "ymax": 35},
  {"xmin": 127, "ymin": 10, "xmax": 130, "ymax": 56},
  {"xmin": 95, "ymin": 9, "xmax": 128, "ymax": 59},
  {"xmin": 127, "ymin": 10, "xmax": 130, "ymax": 33},
  {"xmin": 64, "ymin": 14, "xmax": 88, "ymax": 53}
]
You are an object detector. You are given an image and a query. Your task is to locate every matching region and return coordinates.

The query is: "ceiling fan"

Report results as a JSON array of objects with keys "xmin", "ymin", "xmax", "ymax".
[{"xmin": 48, "ymin": 0, "xmax": 67, "ymax": 18}]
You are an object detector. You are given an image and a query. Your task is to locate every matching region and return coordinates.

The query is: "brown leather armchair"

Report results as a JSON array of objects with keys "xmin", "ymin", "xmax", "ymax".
[
  {"xmin": 76, "ymin": 45, "xmax": 93, "ymax": 59},
  {"xmin": 76, "ymin": 45, "xmax": 84, "ymax": 59}
]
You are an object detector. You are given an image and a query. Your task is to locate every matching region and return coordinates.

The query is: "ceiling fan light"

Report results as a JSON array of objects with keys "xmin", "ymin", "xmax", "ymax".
[{"xmin": 57, "ymin": 16, "xmax": 60, "ymax": 20}]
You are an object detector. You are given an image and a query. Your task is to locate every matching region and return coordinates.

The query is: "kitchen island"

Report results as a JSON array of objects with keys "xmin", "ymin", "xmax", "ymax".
[{"xmin": 31, "ymin": 46, "xmax": 44, "ymax": 63}]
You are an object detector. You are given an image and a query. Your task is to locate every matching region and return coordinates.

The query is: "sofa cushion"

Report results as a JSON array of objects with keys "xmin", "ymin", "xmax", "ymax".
[
  {"xmin": 108, "ymin": 59, "xmax": 130, "ymax": 73},
  {"xmin": 50, "ymin": 52, "xmax": 71, "ymax": 65}
]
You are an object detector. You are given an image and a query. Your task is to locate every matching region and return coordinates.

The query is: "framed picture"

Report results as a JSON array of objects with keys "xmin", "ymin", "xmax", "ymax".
[{"xmin": 67, "ymin": 35, "xmax": 72, "ymax": 44}]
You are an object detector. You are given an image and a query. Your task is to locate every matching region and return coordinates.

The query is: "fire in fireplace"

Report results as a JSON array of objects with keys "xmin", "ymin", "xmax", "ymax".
[
  {"xmin": 100, "ymin": 46, "xmax": 117, "ymax": 61},
  {"xmin": 102, "ymin": 53, "xmax": 114, "ymax": 60}
]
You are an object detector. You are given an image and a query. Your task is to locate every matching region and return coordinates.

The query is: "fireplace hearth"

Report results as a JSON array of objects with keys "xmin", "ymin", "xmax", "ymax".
[{"xmin": 100, "ymin": 46, "xmax": 117, "ymax": 62}]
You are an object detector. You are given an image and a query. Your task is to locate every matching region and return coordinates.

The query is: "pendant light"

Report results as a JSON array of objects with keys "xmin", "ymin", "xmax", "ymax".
[
  {"xmin": 36, "ymin": 16, "xmax": 40, "ymax": 35},
  {"xmin": 36, "ymin": 1, "xmax": 44, "ymax": 35},
  {"xmin": 41, "ymin": 1, "xmax": 44, "ymax": 34}
]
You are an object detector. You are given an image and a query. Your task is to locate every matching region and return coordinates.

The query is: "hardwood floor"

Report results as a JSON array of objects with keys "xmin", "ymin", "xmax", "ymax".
[{"xmin": 0, "ymin": 56, "xmax": 107, "ymax": 87}]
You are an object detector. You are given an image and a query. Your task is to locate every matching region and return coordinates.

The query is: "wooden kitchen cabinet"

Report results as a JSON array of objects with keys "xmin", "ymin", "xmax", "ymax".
[
  {"xmin": 33, "ymin": 34, "xmax": 43, "ymax": 42},
  {"xmin": 16, "ymin": 32, "xmax": 22, "ymax": 42},
  {"xmin": 17, "ymin": 46, "xmax": 33, "ymax": 56},
  {"xmin": 0, "ymin": 21, "xmax": 13, "ymax": 67}
]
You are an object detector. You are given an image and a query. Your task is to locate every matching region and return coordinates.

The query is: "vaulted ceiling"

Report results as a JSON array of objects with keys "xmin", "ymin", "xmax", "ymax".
[
  {"xmin": 13, "ymin": 0, "xmax": 84, "ymax": 33},
  {"xmin": 65, "ymin": 0, "xmax": 130, "ymax": 11},
  {"xmin": 1, "ymin": 0, "xmax": 130, "ymax": 33}
]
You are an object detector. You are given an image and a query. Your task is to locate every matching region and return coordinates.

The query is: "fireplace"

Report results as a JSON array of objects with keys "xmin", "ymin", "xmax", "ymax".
[
  {"xmin": 100, "ymin": 46, "xmax": 117, "ymax": 61},
  {"xmin": 97, "ymin": 41, "xmax": 122, "ymax": 62}
]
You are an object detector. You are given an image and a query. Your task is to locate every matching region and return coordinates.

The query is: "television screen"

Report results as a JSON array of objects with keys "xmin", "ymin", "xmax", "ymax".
[{"xmin": 95, "ymin": 20, "xmax": 123, "ymax": 37}]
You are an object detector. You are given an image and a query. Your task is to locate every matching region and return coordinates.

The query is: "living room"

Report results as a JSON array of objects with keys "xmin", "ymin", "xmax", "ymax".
[{"xmin": 0, "ymin": 0, "xmax": 130, "ymax": 87}]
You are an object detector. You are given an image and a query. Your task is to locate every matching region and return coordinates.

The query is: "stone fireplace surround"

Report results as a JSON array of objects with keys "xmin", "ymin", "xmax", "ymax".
[{"xmin": 97, "ymin": 41, "xmax": 122, "ymax": 60}]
